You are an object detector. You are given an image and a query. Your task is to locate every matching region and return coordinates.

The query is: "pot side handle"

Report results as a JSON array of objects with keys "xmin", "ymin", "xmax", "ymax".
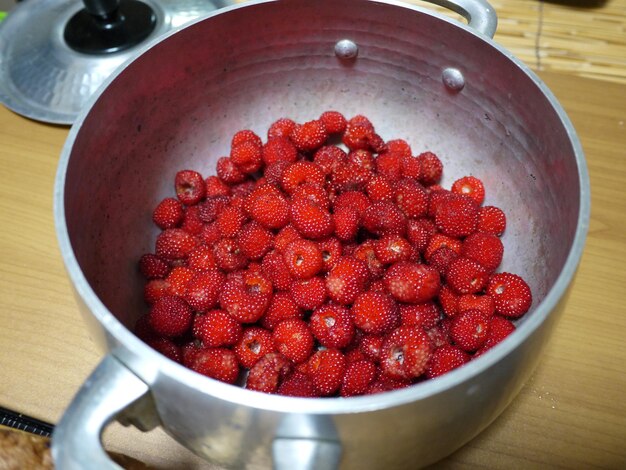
[
  {"xmin": 51, "ymin": 354, "xmax": 151, "ymax": 470},
  {"xmin": 425, "ymin": 0, "xmax": 498, "ymax": 38}
]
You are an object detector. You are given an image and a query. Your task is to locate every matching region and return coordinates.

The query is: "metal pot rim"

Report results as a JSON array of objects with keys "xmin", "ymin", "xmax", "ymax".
[{"xmin": 53, "ymin": 0, "xmax": 590, "ymax": 415}]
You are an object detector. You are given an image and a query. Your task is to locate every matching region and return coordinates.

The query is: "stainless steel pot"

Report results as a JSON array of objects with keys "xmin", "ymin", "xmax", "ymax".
[{"xmin": 52, "ymin": 0, "xmax": 590, "ymax": 468}]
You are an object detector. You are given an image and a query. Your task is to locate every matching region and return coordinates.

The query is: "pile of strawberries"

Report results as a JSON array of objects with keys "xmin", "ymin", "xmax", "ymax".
[{"xmin": 135, "ymin": 111, "xmax": 532, "ymax": 397}]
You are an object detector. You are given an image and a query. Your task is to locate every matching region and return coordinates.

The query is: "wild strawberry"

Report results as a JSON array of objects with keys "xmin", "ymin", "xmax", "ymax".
[
  {"xmin": 310, "ymin": 304, "xmax": 355, "ymax": 349},
  {"xmin": 290, "ymin": 198, "xmax": 335, "ymax": 239},
  {"xmin": 290, "ymin": 277, "xmax": 328, "ymax": 310},
  {"xmin": 290, "ymin": 120, "xmax": 328, "ymax": 152},
  {"xmin": 307, "ymin": 348, "xmax": 347, "ymax": 396},
  {"xmin": 478, "ymin": 205, "xmax": 507, "ymax": 236},
  {"xmin": 452, "ymin": 176, "xmax": 485, "ymax": 205},
  {"xmin": 348, "ymin": 149, "xmax": 376, "ymax": 172},
  {"xmin": 237, "ymin": 221, "xmax": 274, "ymax": 261},
  {"xmin": 139, "ymin": 253, "xmax": 170, "ymax": 279},
  {"xmin": 134, "ymin": 314, "xmax": 157, "ymax": 343},
  {"xmin": 375, "ymin": 150, "xmax": 404, "ymax": 181},
  {"xmin": 175, "ymin": 170, "xmax": 206, "ymax": 205},
  {"xmin": 362, "ymin": 201, "xmax": 407, "ymax": 236},
  {"xmin": 333, "ymin": 190, "xmax": 371, "ymax": 217},
  {"xmin": 445, "ymin": 257, "xmax": 489, "ymax": 295},
  {"xmin": 216, "ymin": 157, "xmax": 246, "ymax": 185},
  {"xmin": 450, "ymin": 309, "xmax": 491, "ymax": 352},
  {"xmin": 217, "ymin": 205, "xmax": 247, "ymax": 238},
  {"xmin": 292, "ymin": 183, "xmax": 331, "ymax": 211},
  {"xmin": 144, "ymin": 279, "xmax": 170, "ymax": 305},
  {"xmin": 427, "ymin": 188, "xmax": 454, "ymax": 218},
  {"xmin": 263, "ymin": 161, "xmax": 290, "ymax": 186},
  {"xmin": 462, "ymin": 232, "xmax": 504, "ymax": 272},
  {"xmin": 476, "ymin": 315, "xmax": 516, "ymax": 355},
  {"xmin": 326, "ymin": 256, "xmax": 370, "ymax": 305},
  {"xmin": 358, "ymin": 334, "xmax": 384, "ymax": 362},
  {"xmin": 424, "ymin": 233, "xmax": 463, "ymax": 262},
  {"xmin": 193, "ymin": 309, "xmax": 242, "ymax": 347},
  {"xmin": 386, "ymin": 138, "xmax": 412, "ymax": 158},
  {"xmin": 231, "ymin": 129, "xmax": 262, "ymax": 148},
  {"xmin": 146, "ymin": 337, "xmax": 182, "ymax": 363},
  {"xmin": 330, "ymin": 161, "xmax": 373, "ymax": 192},
  {"xmin": 486, "ymin": 273, "xmax": 532, "ymax": 318},
  {"xmin": 272, "ymin": 319, "xmax": 314, "ymax": 363},
  {"xmin": 197, "ymin": 196, "xmax": 229, "ymax": 223},
  {"xmin": 438, "ymin": 285, "xmax": 459, "ymax": 318},
  {"xmin": 277, "ymin": 372, "xmax": 319, "ymax": 397},
  {"xmin": 353, "ymin": 240, "xmax": 385, "ymax": 279},
  {"xmin": 374, "ymin": 234, "xmax": 413, "ymax": 265},
  {"xmin": 155, "ymin": 228, "xmax": 198, "ymax": 261},
  {"xmin": 313, "ymin": 145, "xmax": 348, "ymax": 175},
  {"xmin": 457, "ymin": 293, "xmax": 495, "ymax": 317},
  {"xmin": 262, "ymin": 137, "xmax": 298, "ymax": 166},
  {"xmin": 191, "ymin": 348, "xmax": 240, "ymax": 384},
  {"xmin": 384, "ymin": 261, "xmax": 440, "ymax": 304},
  {"xmin": 417, "ymin": 151, "xmax": 443, "ymax": 186},
  {"xmin": 213, "ymin": 238, "xmax": 247, "ymax": 272},
  {"xmin": 319, "ymin": 110, "xmax": 347, "ymax": 134},
  {"xmin": 148, "ymin": 295, "xmax": 193, "ymax": 337},
  {"xmin": 219, "ymin": 270, "xmax": 273, "ymax": 323},
  {"xmin": 425, "ymin": 345, "xmax": 470, "ymax": 379},
  {"xmin": 178, "ymin": 206, "xmax": 202, "ymax": 235},
  {"xmin": 342, "ymin": 114, "xmax": 376, "ymax": 151},
  {"xmin": 435, "ymin": 193, "xmax": 479, "ymax": 238},
  {"xmin": 281, "ymin": 161, "xmax": 325, "ymax": 195},
  {"xmin": 393, "ymin": 179, "xmax": 428, "ymax": 219},
  {"xmin": 204, "ymin": 175, "xmax": 231, "ymax": 198},
  {"xmin": 351, "ymin": 291, "xmax": 399, "ymax": 335},
  {"xmin": 183, "ymin": 270, "xmax": 225, "ymax": 312},
  {"xmin": 268, "ymin": 117, "xmax": 297, "ymax": 140},
  {"xmin": 426, "ymin": 324, "xmax": 452, "ymax": 349},
  {"xmin": 261, "ymin": 250, "xmax": 293, "ymax": 291},
  {"xmin": 234, "ymin": 327, "xmax": 275, "ymax": 368},
  {"xmin": 165, "ymin": 266, "xmax": 195, "ymax": 297},
  {"xmin": 332, "ymin": 206, "xmax": 360, "ymax": 242},
  {"xmin": 403, "ymin": 155, "xmax": 422, "ymax": 180},
  {"xmin": 246, "ymin": 352, "xmax": 292, "ymax": 393},
  {"xmin": 187, "ymin": 245, "xmax": 217, "ymax": 272},
  {"xmin": 317, "ymin": 237, "xmax": 343, "ymax": 272},
  {"xmin": 406, "ymin": 218, "xmax": 437, "ymax": 253},
  {"xmin": 282, "ymin": 239, "xmax": 323, "ymax": 279},
  {"xmin": 341, "ymin": 360, "xmax": 377, "ymax": 397},
  {"xmin": 261, "ymin": 292, "xmax": 303, "ymax": 330},
  {"xmin": 365, "ymin": 174, "xmax": 394, "ymax": 202},
  {"xmin": 380, "ymin": 326, "xmax": 433, "ymax": 379},
  {"xmin": 152, "ymin": 197, "xmax": 184, "ymax": 229},
  {"xmin": 400, "ymin": 302, "xmax": 441, "ymax": 330}
]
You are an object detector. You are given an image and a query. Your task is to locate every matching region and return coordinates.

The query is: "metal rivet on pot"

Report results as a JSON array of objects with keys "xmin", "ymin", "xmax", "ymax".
[
  {"xmin": 442, "ymin": 68, "xmax": 465, "ymax": 92},
  {"xmin": 335, "ymin": 39, "xmax": 358, "ymax": 60}
]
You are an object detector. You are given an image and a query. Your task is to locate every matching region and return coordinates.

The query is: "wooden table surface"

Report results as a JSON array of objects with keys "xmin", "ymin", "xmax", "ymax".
[{"xmin": 1, "ymin": 4, "xmax": 626, "ymax": 470}]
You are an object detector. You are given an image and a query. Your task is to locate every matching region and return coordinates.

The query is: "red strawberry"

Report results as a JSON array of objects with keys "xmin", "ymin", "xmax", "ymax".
[
  {"xmin": 193, "ymin": 309, "xmax": 242, "ymax": 347},
  {"xmin": 183, "ymin": 270, "xmax": 225, "ymax": 312},
  {"xmin": 219, "ymin": 270, "xmax": 273, "ymax": 323},
  {"xmin": 476, "ymin": 315, "xmax": 516, "ymax": 355},
  {"xmin": 424, "ymin": 233, "xmax": 463, "ymax": 262},
  {"xmin": 451, "ymin": 175, "xmax": 485, "ymax": 205},
  {"xmin": 152, "ymin": 197, "xmax": 184, "ymax": 229},
  {"xmin": 246, "ymin": 352, "xmax": 292, "ymax": 393},
  {"xmin": 374, "ymin": 234, "xmax": 413, "ymax": 265},
  {"xmin": 237, "ymin": 221, "xmax": 274, "ymax": 261},
  {"xmin": 175, "ymin": 170, "xmax": 206, "ymax": 205},
  {"xmin": 268, "ymin": 117, "xmax": 297, "ymax": 140},
  {"xmin": 191, "ymin": 348, "xmax": 240, "ymax": 384},
  {"xmin": 353, "ymin": 240, "xmax": 385, "ymax": 279},
  {"xmin": 450, "ymin": 309, "xmax": 491, "ymax": 352},
  {"xmin": 180, "ymin": 205, "xmax": 204, "ymax": 235},
  {"xmin": 380, "ymin": 326, "xmax": 433, "ymax": 379},
  {"xmin": 261, "ymin": 249, "xmax": 294, "ymax": 291},
  {"xmin": 478, "ymin": 205, "xmax": 507, "ymax": 236},
  {"xmin": 362, "ymin": 201, "xmax": 407, "ymax": 236},
  {"xmin": 351, "ymin": 291, "xmax": 400, "ymax": 335},
  {"xmin": 277, "ymin": 372, "xmax": 319, "ymax": 397},
  {"xmin": 326, "ymin": 256, "xmax": 370, "ymax": 305},
  {"xmin": 292, "ymin": 183, "xmax": 331, "ymax": 210},
  {"xmin": 272, "ymin": 319, "xmax": 314, "ymax": 363},
  {"xmin": 204, "ymin": 175, "xmax": 231, "ymax": 198},
  {"xmin": 261, "ymin": 292, "xmax": 303, "ymax": 330},
  {"xmin": 366, "ymin": 174, "xmax": 394, "ymax": 202},
  {"xmin": 384, "ymin": 261, "xmax": 440, "ymax": 304},
  {"xmin": 230, "ymin": 140, "xmax": 263, "ymax": 174},
  {"xmin": 231, "ymin": 129, "xmax": 262, "ymax": 148},
  {"xmin": 358, "ymin": 334, "xmax": 384, "ymax": 362},
  {"xmin": 333, "ymin": 206, "xmax": 360, "ymax": 242},
  {"xmin": 143, "ymin": 279, "xmax": 170, "ymax": 305},
  {"xmin": 247, "ymin": 187, "xmax": 290, "ymax": 230},
  {"xmin": 438, "ymin": 284, "xmax": 460, "ymax": 318},
  {"xmin": 307, "ymin": 348, "xmax": 347, "ymax": 396},
  {"xmin": 146, "ymin": 337, "xmax": 182, "ymax": 363},
  {"xmin": 187, "ymin": 245, "xmax": 218, "ymax": 272},
  {"xmin": 289, "ymin": 120, "xmax": 328, "ymax": 152},
  {"xmin": 233, "ymin": 326, "xmax": 275, "ymax": 368},
  {"xmin": 148, "ymin": 295, "xmax": 193, "ymax": 337},
  {"xmin": 282, "ymin": 239, "xmax": 323, "ymax": 279},
  {"xmin": 198, "ymin": 196, "xmax": 229, "ymax": 223},
  {"xmin": 457, "ymin": 293, "xmax": 495, "ymax": 317},
  {"xmin": 319, "ymin": 110, "xmax": 347, "ymax": 134},
  {"xmin": 462, "ymin": 232, "xmax": 504, "ymax": 272},
  {"xmin": 155, "ymin": 228, "xmax": 198, "ymax": 261},
  {"xmin": 310, "ymin": 304, "xmax": 355, "ymax": 349},
  {"xmin": 139, "ymin": 253, "xmax": 170, "ymax": 279},
  {"xmin": 393, "ymin": 178, "xmax": 429, "ymax": 219},
  {"xmin": 425, "ymin": 345, "xmax": 470, "ymax": 379},
  {"xmin": 216, "ymin": 157, "xmax": 246, "ymax": 185},
  {"xmin": 486, "ymin": 273, "xmax": 532, "ymax": 318},
  {"xmin": 262, "ymin": 137, "xmax": 298, "ymax": 166},
  {"xmin": 317, "ymin": 237, "xmax": 343, "ymax": 273},
  {"xmin": 428, "ymin": 246, "xmax": 459, "ymax": 276},
  {"xmin": 406, "ymin": 218, "xmax": 437, "ymax": 253},
  {"xmin": 435, "ymin": 193, "xmax": 479, "ymax": 238},
  {"xmin": 445, "ymin": 257, "xmax": 489, "ymax": 295},
  {"xmin": 342, "ymin": 114, "xmax": 376, "ymax": 151},
  {"xmin": 313, "ymin": 145, "xmax": 348, "ymax": 175},
  {"xmin": 213, "ymin": 238, "xmax": 247, "ymax": 272},
  {"xmin": 399, "ymin": 302, "xmax": 441, "ymax": 330},
  {"xmin": 164, "ymin": 266, "xmax": 195, "ymax": 297},
  {"xmin": 416, "ymin": 151, "xmax": 443, "ymax": 186},
  {"xmin": 290, "ymin": 198, "xmax": 335, "ymax": 240},
  {"xmin": 340, "ymin": 360, "xmax": 377, "ymax": 397},
  {"xmin": 333, "ymin": 190, "xmax": 371, "ymax": 217},
  {"xmin": 217, "ymin": 204, "xmax": 247, "ymax": 238},
  {"xmin": 375, "ymin": 150, "xmax": 404, "ymax": 181},
  {"xmin": 290, "ymin": 276, "xmax": 328, "ymax": 310}
]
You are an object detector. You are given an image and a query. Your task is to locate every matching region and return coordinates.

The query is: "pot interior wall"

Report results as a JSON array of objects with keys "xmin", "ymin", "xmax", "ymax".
[{"xmin": 63, "ymin": 0, "xmax": 581, "ymax": 330}]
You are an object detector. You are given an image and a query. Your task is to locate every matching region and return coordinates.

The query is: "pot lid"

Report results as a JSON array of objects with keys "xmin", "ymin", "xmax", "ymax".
[{"xmin": 0, "ymin": 0, "xmax": 231, "ymax": 125}]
